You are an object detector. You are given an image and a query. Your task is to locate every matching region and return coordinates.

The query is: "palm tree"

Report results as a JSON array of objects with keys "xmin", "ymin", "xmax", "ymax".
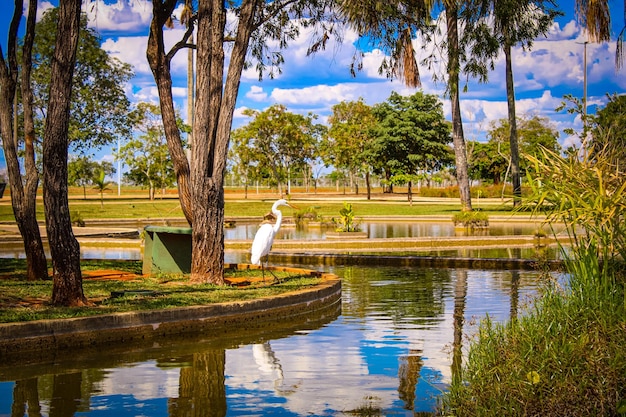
[
  {"xmin": 445, "ymin": 0, "xmax": 473, "ymax": 211},
  {"xmin": 463, "ymin": 0, "xmax": 559, "ymax": 206},
  {"xmin": 575, "ymin": 0, "xmax": 625, "ymax": 68},
  {"xmin": 338, "ymin": 0, "xmax": 474, "ymax": 211},
  {"xmin": 92, "ymin": 169, "xmax": 111, "ymax": 208}
]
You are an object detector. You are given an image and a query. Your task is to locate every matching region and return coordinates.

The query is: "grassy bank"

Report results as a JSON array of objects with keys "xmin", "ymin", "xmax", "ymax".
[
  {"xmin": 441, "ymin": 146, "xmax": 626, "ymax": 416},
  {"xmin": 440, "ymin": 247, "xmax": 626, "ymax": 416},
  {"xmin": 0, "ymin": 259, "xmax": 322, "ymax": 323},
  {"xmin": 0, "ymin": 191, "xmax": 519, "ymax": 222}
]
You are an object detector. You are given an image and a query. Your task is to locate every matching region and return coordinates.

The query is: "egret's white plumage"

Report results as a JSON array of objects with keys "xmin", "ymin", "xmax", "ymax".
[{"xmin": 251, "ymin": 199, "xmax": 295, "ymax": 266}]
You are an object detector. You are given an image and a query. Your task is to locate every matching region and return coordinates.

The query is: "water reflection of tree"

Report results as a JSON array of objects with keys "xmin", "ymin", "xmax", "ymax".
[
  {"xmin": 340, "ymin": 266, "xmax": 452, "ymax": 326},
  {"xmin": 510, "ymin": 270, "xmax": 520, "ymax": 321},
  {"xmin": 169, "ymin": 350, "xmax": 227, "ymax": 417},
  {"xmin": 11, "ymin": 378, "xmax": 41, "ymax": 417},
  {"xmin": 451, "ymin": 269, "xmax": 468, "ymax": 384},
  {"xmin": 50, "ymin": 372, "xmax": 82, "ymax": 416},
  {"xmin": 398, "ymin": 349, "xmax": 423, "ymax": 410}
]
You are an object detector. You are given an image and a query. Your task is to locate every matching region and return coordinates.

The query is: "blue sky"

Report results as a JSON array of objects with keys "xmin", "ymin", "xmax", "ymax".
[{"xmin": 1, "ymin": 0, "xmax": 625, "ymax": 167}]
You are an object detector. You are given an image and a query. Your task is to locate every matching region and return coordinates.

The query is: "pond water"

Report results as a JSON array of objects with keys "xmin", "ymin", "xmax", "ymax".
[
  {"xmin": 224, "ymin": 220, "xmax": 551, "ymax": 240},
  {"xmin": 0, "ymin": 262, "xmax": 552, "ymax": 416},
  {"xmin": 0, "ymin": 220, "xmax": 562, "ymax": 261}
]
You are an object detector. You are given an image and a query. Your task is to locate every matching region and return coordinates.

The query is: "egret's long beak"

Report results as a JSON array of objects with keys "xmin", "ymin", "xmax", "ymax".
[{"xmin": 288, "ymin": 202, "xmax": 299, "ymax": 210}]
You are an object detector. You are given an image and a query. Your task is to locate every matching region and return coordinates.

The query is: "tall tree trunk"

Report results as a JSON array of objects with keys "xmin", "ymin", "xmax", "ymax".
[
  {"xmin": 189, "ymin": 0, "xmax": 258, "ymax": 283},
  {"xmin": 504, "ymin": 43, "xmax": 521, "ymax": 206},
  {"xmin": 407, "ymin": 180, "xmax": 413, "ymax": 205},
  {"xmin": 147, "ymin": 0, "xmax": 193, "ymax": 225},
  {"xmin": 21, "ymin": 0, "xmax": 48, "ymax": 280},
  {"xmin": 446, "ymin": 4, "xmax": 473, "ymax": 212},
  {"xmin": 187, "ymin": 21, "xmax": 194, "ymax": 153},
  {"xmin": 366, "ymin": 171, "xmax": 371, "ymax": 200},
  {"xmin": 0, "ymin": 0, "xmax": 47, "ymax": 281},
  {"xmin": 43, "ymin": 0, "xmax": 86, "ymax": 306}
]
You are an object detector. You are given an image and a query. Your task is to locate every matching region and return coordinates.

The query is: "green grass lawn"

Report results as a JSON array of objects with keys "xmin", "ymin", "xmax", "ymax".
[
  {"xmin": 0, "ymin": 192, "xmax": 519, "ymax": 222},
  {"xmin": 0, "ymin": 259, "xmax": 322, "ymax": 323}
]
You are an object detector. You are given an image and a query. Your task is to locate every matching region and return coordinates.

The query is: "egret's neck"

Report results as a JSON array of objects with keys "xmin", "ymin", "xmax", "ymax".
[{"xmin": 272, "ymin": 208, "xmax": 283, "ymax": 232}]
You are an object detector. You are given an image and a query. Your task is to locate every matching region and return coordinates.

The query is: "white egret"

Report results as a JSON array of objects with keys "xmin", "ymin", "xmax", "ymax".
[{"xmin": 251, "ymin": 199, "xmax": 297, "ymax": 277}]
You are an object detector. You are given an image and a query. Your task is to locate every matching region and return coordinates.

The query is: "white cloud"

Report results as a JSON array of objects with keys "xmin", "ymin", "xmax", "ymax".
[
  {"xmin": 246, "ymin": 86, "xmax": 268, "ymax": 102},
  {"xmin": 270, "ymin": 84, "xmax": 360, "ymax": 105},
  {"xmin": 130, "ymin": 85, "xmax": 160, "ymax": 104},
  {"xmin": 83, "ymin": 0, "xmax": 152, "ymax": 33},
  {"xmin": 35, "ymin": 0, "xmax": 619, "ymax": 155},
  {"xmin": 35, "ymin": 1, "xmax": 55, "ymax": 21},
  {"xmin": 233, "ymin": 106, "xmax": 253, "ymax": 119},
  {"xmin": 548, "ymin": 20, "xmax": 580, "ymax": 40},
  {"xmin": 102, "ymin": 36, "xmax": 151, "ymax": 75}
]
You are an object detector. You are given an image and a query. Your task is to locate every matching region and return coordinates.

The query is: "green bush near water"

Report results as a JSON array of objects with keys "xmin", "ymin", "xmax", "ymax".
[
  {"xmin": 441, "ymin": 145, "xmax": 626, "ymax": 416},
  {"xmin": 451, "ymin": 210, "xmax": 489, "ymax": 229}
]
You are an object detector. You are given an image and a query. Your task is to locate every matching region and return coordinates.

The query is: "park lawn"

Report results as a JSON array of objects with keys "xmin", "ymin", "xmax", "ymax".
[
  {"xmin": 0, "ymin": 193, "xmax": 518, "ymax": 222},
  {"xmin": 0, "ymin": 259, "xmax": 323, "ymax": 323}
]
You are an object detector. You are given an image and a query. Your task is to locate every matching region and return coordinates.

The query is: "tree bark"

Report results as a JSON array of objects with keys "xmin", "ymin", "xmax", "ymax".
[
  {"xmin": 0, "ymin": 0, "xmax": 48, "ymax": 281},
  {"xmin": 505, "ymin": 43, "xmax": 521, "ymax": 206},
  {"xmin": 147, "ymin": 0, "xmax": 193, "ymax": 225},
  {"xmin": 43, "ymin": 0, "xmax": 86, "ymax": 306},
  {"xmin": 446, "ymin": 4, "xmax": 473, "ymax": 212},
  {"xmin": 189, "ymin": 0, "xmax": 258, "ymax": 283}
]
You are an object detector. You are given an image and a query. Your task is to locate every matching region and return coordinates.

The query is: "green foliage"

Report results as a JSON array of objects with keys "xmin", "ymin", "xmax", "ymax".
[
  {"xmin": 524, "ymin": 145, "xmax": 626, "ymax": 264},
  {"xmin": 590, "ymin": 93, "xmax": 626, "ymax": 166},
  {"xmin": 442, "ymin": 242, "xmax": 626, "ymax": 416},
  {"xmin": 443, "ymin": 143, "xmax": 626, "ymax": 416},
  {"xmin": 118, "ymin": 103, "xmax": 180, "ymax": 199},
  {"xmin": 468, "ymin": 116, "xmax": 560, "ymax": 184},
  {"xmin": 371, "ymin": 91, "xmax": 453, "ymax": 183},
  {"xmin": 323, "ymin": 99, "xmax": 378, "ymax": 191},
  {"xmin": 460, "ymin": 0, "xmax": 561, "ymax": 82},
  {"xmin": 293, "ymin": 206, "xmax": 323, "ymax": 225},
  {"xmin": 451, "ymin": 210, "xmax": 489, "ymax": 229},
  {"xmin": 30, "ymin": 8, "xmax": 133, "ymax": 152},
  {"xmin": 70, "ymin": 211, "xmax": 85, "ymax": 227},
  {"xmin": 332, "ymin": 202, "xmax": 361, "ymax": 232},
  {"xmin": 230, "ymin": 105, "xmax": 324, "ymax": 195},
  {"xmin": 68, "ymin": 156, "xmax": 115, "ymax": 199},
  {"xmin": 92, "ymin": 169, "xmax": 112, "ymax": 208}
]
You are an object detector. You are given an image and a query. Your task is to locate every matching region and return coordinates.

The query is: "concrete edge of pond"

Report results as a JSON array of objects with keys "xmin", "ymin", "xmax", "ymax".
[
  {"xmin": 269, "ymin": 252, "xmax": 563, "ymax": 271},
  {"xmin": 0, "ymin": 265, "xmax": 342, "ymax": 362}
]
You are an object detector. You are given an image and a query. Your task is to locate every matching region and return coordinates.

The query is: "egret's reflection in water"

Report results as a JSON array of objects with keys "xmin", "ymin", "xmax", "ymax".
[{"xmin": 0, "ymin": 263, "xmax": 554, "ymax": 416}]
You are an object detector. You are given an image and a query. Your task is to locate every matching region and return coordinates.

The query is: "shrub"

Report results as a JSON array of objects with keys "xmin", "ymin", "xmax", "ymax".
[
  {"xmin": 294, "ymin": 206, "xmax": 322, "ymax": 225},
  {"xmin": 441, "ymin": 245, "xmax": 626, "ymax": 416},
  {"xmin": 332, "ymin": 202, "xmax": 361, "ymax": 232},
  {"xmin": 451, "ymin": 211, "xmax": 489, "ymax": 229}
]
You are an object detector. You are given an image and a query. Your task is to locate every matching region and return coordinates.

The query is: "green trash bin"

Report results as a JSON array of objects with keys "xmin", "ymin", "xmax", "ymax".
[{"xmin": 142, "ymin": 225, "xmax": 192, "ymax": 275}]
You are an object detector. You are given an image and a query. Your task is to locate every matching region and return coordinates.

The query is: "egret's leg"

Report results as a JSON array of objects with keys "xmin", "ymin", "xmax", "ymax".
[{"xmin": 263, "ymin": 255, "xmax": 279, "ymax": 281}]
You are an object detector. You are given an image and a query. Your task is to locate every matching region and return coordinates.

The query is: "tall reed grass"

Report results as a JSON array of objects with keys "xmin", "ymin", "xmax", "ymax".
[{"xmin": 441, "ymin": 145, "xmax": 626, "ymax": 416}]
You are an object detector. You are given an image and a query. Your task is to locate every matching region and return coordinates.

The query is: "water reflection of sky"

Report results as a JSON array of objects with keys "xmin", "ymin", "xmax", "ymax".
[{"xmin": 0, "ymin": 258, "xmax": 554, "ymax": 415}]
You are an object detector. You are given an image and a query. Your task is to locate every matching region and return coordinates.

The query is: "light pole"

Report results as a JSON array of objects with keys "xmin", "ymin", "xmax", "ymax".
[{"xmin": 583, "ymin": 41, "xmax": 589, "ymax": 122}]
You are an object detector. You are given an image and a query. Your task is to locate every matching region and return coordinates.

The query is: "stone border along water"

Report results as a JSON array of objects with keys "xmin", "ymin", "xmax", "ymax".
[
  {"xmin": 0, "ymin": 264, "xmax": 342, "ymax": 363},
  {"xmin": 269, "ymin": 252, "xmax": 562, "ymax": 270}
]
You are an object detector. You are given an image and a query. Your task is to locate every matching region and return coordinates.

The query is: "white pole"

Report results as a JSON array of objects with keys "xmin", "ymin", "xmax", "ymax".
[{"xmin": 117, "ymin": 137, "xmax": 121, "ymax": 196}]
